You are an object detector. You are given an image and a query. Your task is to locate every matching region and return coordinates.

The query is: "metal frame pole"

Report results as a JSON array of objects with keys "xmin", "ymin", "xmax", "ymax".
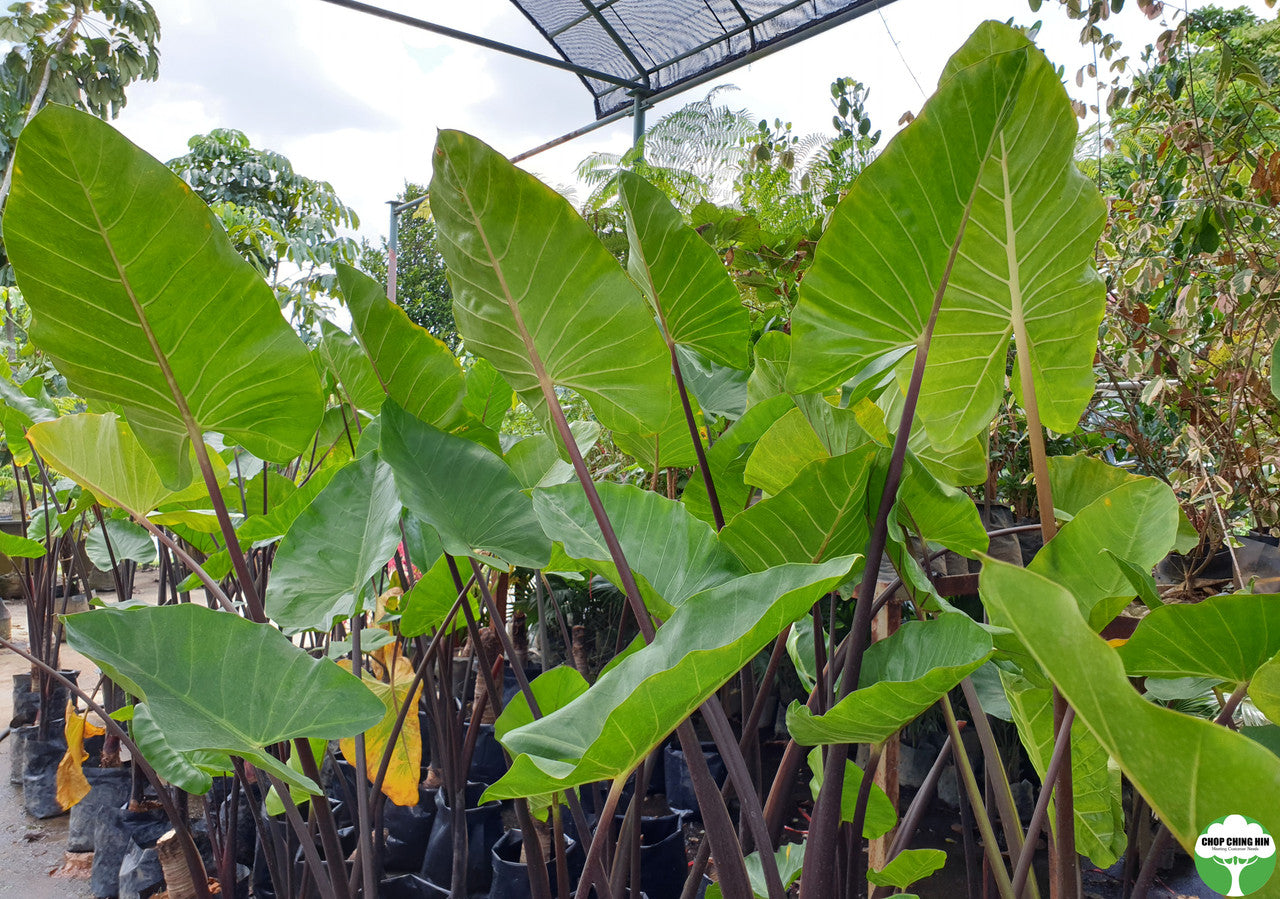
[{"xmin": 386, "ymin": 200, "xmax": 399, "ymax": 302}]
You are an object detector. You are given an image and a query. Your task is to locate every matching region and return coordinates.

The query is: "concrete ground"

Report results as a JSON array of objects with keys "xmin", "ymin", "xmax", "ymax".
[{"xmin": 1, "ymin": 569, "xmax": 160, "ymax": 898}]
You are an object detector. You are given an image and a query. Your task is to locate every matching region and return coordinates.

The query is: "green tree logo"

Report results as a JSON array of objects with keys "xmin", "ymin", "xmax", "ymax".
[{"xmin": 1194, "ymin": 815, "xmax": 1277, "ymax": 896}]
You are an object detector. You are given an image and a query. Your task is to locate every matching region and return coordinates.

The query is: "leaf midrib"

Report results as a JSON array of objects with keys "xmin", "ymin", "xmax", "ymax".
[{"xmin": 64, "ymin": 129, "xmax": 203, "ymax": 450}]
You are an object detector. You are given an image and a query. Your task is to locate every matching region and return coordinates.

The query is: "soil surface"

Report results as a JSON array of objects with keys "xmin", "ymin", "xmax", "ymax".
[{"xmin": 1, "ymin": 569, "xmax": 160, "ymax": 898}]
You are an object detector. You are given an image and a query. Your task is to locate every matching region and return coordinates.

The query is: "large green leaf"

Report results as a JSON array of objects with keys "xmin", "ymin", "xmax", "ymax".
[
  {"xmin": 380, "ymin": 400, "xmax": 550, "ymax": 570},
  {"xmin": 430, "ymin": 130, "xmax": 673, "ymax": 436},
  {"xmin": 683, "ymin": 395, "xmax": 793, "ymax": 525},
  {"xmin": 0, "ymin": 530, "xmax": 46, "ymax": 559},
  {"xmin": 787, "ymin": 613, "xmax": 994, "ymax": 745},
  {"xmin": 868, "ymin": 849, "xmax": 947, "ymax": 889},
  {"xmin": 1048, "ymin": 454, "xmax": 1198, "ymax": 553},
  {"xmin": 505, "ymin": 421, "xmax": 600, "ymax": 490},
  {"xmin": 132, "ymin": 703, "xmax": 233, "ymax": 795},
  {"xmin": 675, "ymin": 345, "xmax": 748, "ymax": 420},
  {"xmin": 618, "ymin": 171, "xmax": 748, "ymax": 369},
  {"xmin": 63, "ymin": 604, "xmax": 384, "ymax": 793},
  {"xmin": 893, "ymin": 457, "xmax": 989, "ymax": 558},
  {"xmin": 6, "ymin": 105, "xmax": 323, "ymax": 486},
  {"xmin": 28, "ymin": 413, "xmax": 220, "ymax": 515},
  {"xmin": 1029, "ymin": 477, "xmax": 1180, "ymax": 621},
  {"xmin": 86, "ymin": 518, "xmax": 155, "ymax": 568},
  {"xmin": 720, "ymin": 447, "xmax": 878, "ymax": 571},
  {"xmin": 1001, "ymin": 670, "xmax": 1125, "ymax": 867},
  {"xmin": 1119, "ymin": 594, "xmax": 1280, "ymax": 682},
  {"xmin": 533, "ymin": 482, "xmax": 747, "ymax": 617},
  {"xmin": 789, "ymin": 23, "xmax": 1105, "ymax": 451},
  {"xmin": 495, "ymin": 665, "xmax": 591, "ymax": 742},
  {"xmin": 806, "ymin": 747, "xmax": 897, "ymax": 837},
  {"xmin": 745, "ymin": 407, "xmax": 832, "ymax": 496},
  {"xmin": 398, "ymin": 554, "xmax": 479, "ymax": 638},
  {"xmin": 980, "ymin": 559, "xmax": 1280, "ymax": 851},
  {"xmin": 264, "ymin": 453, "xmax": 403, "ymax": 632},
  {"xmin": 317, "ymin": 319, "xmax": 384, "ymax": 415},
  {"xmin": 338, "ymin": 264, "xmax": 469, "ymax": 431},
  {"xmin": 486, "ymin": 557, "xmax": 855, "ymax": 800}
]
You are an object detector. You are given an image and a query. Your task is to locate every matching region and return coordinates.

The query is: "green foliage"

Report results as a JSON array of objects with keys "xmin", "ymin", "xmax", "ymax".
[
  {"xmin": 486, "ymin": 556, "xmax": 854, "ymax": 801},
  {"xmin": 983, "ymin": 559, "xmax": 1280, "ymax": 853},
  {"xmin": 167, "ymin": 127, "xmax": 359, "ymax": 330},
  {"xmin": 6, "ymin": 105, "xmax": 324, "ymax": 487},
  {"xmin": 0, "ymin": 0, "xmax": 160, "ymax": 281}
]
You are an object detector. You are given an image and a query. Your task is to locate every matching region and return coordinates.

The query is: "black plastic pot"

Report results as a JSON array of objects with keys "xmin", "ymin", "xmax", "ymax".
[
  {"xmin": 380, "ymin": 872, "xmax": 451, "ymax": 898},
  {"xmin": 611, "ymin": 811, "xmax": 688, "ymax": 899},
  {"xmin": 10, "ymin": 668, "xmax": 78, "ymax": 727},
  {"xmin": 420, "ymin": 781, "xmax": 503, "ymax": 896},
  {"xmin": 69, "ymin": 765, "xmax": 132, "ymax": 851},
  {"xmin": 22, "ymin": 729, "xmax": 69, "ymax": 818},
  {"xmin": 383, "ymin": 785, "xmax": 439, "ymax": 872},
  {"xmin": 466, "ymin": 722, "xmax": 509, "ymax": 785},
  {"xmin": 10, "ymin": 672, "xmax": 38, "ymax": 727},
  {"xmin": 91, "ymin": 804, "xmax": 169, "ymax": 899},
  {"xmin": 8, "ymin": 724, "xmax": 33, "ymax": 786},
  {"xmin": 501, "ymin": 664, "xmax": 543, "ymax": 706},
  {"xmin": 490, "ymin": 827, "xmax": 581, "ymax": 899},
  {"xmin": 118, "ymin": 839, "xmax": 164, "ymax": 899},
  {"xmin": 663, "ymin": 742, "xmax": 726, "ymax": 819}
]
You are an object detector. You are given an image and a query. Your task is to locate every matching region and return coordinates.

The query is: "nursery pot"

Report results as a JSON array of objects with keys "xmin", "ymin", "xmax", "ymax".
[
  {"xmin": 382, "ymin": 784, "xmax": 439, "ymax": 872},
  {"xmin": 8, "ymin": 724, "xmax": 34, "ymax": 786},
  {"xmin": 419, "ymin": 781, "xmax": 503, "ymax": 896},
  {"xmin": 379, "ymin": 872, "xmax": 451, "ymax": 899},
  {"xmin": 610, "ymin": 810, "xmax": 688, "ymax": 899},
  {"xmin": 490, "ymin": 827, "xmax": 581, "ymax": 899},
  {"xmin": 663, "ymin": 742, "xmax": 726, "ymax": 819},
  {"xmin": 69, "ymin": 764, "xmax": 133, "ymax": 852},
  {"xmin": 91, "ymin": 803, "xmax": 169, "ymax": 899},
  {"xmin": 465, "ymin": 722, "xmax": 509, "ymax": 784},
  {"xmin": 501, "ymin": 663, "xmax": 543, "ymax": 706},
  {"xmin": 118, "ymin": 839, "xmax": 165, "ymax": 899},
  {"xmin": 10, "ymin": 669, "xmax": 78, "ymax": 727},
  {"xmin": 22, "ymin": 729, "xmax": 69, "ymax": 818}
]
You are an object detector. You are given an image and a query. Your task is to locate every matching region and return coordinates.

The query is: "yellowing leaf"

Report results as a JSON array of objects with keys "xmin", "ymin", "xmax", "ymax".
[
  {"xmin": 57, "ymin": 701, "xmax": 105, "ymax": 811},
  {"xmin": 338, "ymin": 655, "xmax": 422, "ymax": 806}
]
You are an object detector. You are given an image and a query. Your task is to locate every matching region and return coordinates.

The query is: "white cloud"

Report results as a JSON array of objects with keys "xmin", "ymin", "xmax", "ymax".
[{"xmin": 109, "ymin": 0, "xmax": 1277, "ymax": 241}]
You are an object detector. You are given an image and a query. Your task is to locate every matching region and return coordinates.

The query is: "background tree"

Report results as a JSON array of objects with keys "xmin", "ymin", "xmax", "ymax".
[
  {"xmin": 167, "ymin": 128, "xmax": 359, "ymax": 333},
  {"xmin": 357, "ymin": 183, "xmax": 459, "ymax": 350},
  {"xmin": 0, "ymin": 0, "xmax": 161, "ymax": 281}
]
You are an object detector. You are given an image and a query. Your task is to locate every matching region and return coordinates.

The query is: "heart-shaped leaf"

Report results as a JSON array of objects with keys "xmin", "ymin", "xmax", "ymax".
[
  {"xmin": 533, "ymin": 482, "xmax": 747, "ymax": 617},
  {"xmin": 264, "ymin": 453, "xmax": 403, "ymax": 632},
  {"xmin": 788, "ymin": 614, "xmax": 994, "ymax": 745},
  {"xmin": 1119, "ymin": 594, "xmax": 1280, "ymax": 683},
  {"xmin": 980, "ymin": 558, "xmax": 1280, "ymax": 852},
  {"xmin": 430, "ymin": 130, "xmax": 674, "ymax": 436},
  {"xmin": 789, "ymin": 23, "xmax": 1105, "ymax": 451},
  {"xmin": 380, "ymin": 400, "xmax": 550, "ymax": 570},
  {"xmin": 6, "ymin": 105, "xmax": 323, "ymax": 486},
  {"xmin": 63, "ymin": 604, "xmax": 384, "ymax": 794}
]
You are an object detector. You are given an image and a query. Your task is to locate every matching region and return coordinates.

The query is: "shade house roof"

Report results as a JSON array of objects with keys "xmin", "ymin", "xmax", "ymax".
[{"xmin": 510, "ymin": 0, "xmax": 903, "ymax": 118}]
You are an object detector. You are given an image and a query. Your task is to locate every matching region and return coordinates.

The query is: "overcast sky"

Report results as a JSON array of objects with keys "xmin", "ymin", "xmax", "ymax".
[{"xmin": 108, "ymin": 0, "xmax": 1273, "ymax": 242}]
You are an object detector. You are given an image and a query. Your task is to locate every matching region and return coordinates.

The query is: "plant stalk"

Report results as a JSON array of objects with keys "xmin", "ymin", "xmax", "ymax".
[
  {"xmin": 942, "ymin": 696, "xmax": 1017, "ymax": 899},
  {"xmin": 961, "ymin": 677, "xmax": 1040, "ymax": 899},
  {"xmin": 1012, "ymin": 706, "xmax": 1077, "ymax": 898},
  {"xmin": 1, "ymin": 637, "xmax": 213, "ymax": 899}
]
